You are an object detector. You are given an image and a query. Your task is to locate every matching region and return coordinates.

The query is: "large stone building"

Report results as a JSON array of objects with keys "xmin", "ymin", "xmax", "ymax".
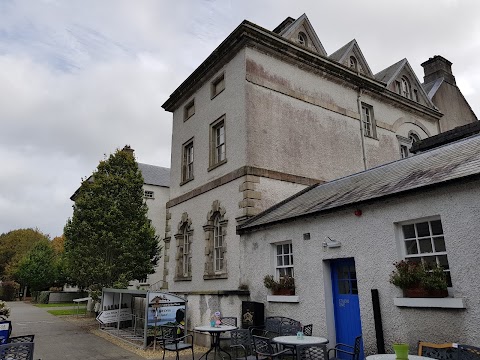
[{"xmin": 160, "ymin": 13, "xmax": 477, "ymax": 347}]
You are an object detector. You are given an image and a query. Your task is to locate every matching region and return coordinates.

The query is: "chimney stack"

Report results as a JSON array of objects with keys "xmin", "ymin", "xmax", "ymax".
[
  {"xmin": 122, "ymin": 145, "xmax": 135, "ymax": 156},
  {"xmin": 421, "ymin": 55, "xmax": 456, "ymax": 85}
]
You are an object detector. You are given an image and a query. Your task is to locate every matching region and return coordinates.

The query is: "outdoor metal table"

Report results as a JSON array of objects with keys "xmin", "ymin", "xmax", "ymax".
[
  {"xmin": 194, "ymin": 325, "xmax": 237, "ymax": 360},
  {"xmin": 272, "ymin": 335, "xmax": 329, "ymax": 346},
  {"xmin": 366, "ymin": 355, "xmax": 437, "ymax": 360}
]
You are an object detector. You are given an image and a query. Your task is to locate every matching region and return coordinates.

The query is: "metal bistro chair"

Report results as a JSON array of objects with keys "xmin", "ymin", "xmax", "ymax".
[
  {"xmin": 0, "ymin": 341, "xmax": 35, "ymax": 360},
  {"xmin": 252, "ymin": 335, "xmax": 294, "ymax": 360},
  {"xmin": 231, "ymin": 329, "xmax": 267, "ymax": 360},
  {"xmin": 220, "ymin": 317, "xmax": 238, "ymax": 343},
  {"xmin": 328, "ymin": 335, "xmax": 362, "ymax": 360},
  {"xmin": 296, "ymin": 344, "xmax": 328, "ymax": 360},
  {"xmin": 158, "ymin": 325, "xmax": 194, "ymax": 360},
  {"xmin": 9, "ymin": 335, "xmax": 35, "ymax": 344},
  {"xmin": 457, "ymin": 344, "xmax": 480, "ymax": 360},
  {"xmin": 302, "ymin": 324, "xmax": 313, "ymax": 337},
  {"xmin": 417, "ymin": 341, "xmax": 456, "ymax": 360}
]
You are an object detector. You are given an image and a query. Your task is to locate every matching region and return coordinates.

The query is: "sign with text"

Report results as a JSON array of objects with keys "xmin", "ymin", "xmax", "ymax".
[
  {"xmin": 147, "ymin": 292, "xmax": 186, "ymax": 328},
  {"xmin": 96, "ymin": 308, "xmax": 131, "ymax": 324},
  {"xmin": 0, "ymin": 321, "xmax": 10, "ymax": 344}
]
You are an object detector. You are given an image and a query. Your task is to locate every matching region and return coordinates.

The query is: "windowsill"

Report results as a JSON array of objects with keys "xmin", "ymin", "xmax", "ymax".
[
  {"xmin": 211, "ymin": 88, "xmax": 225, "ymax": 100},
  {"xmin": 180, "ymin": 177, "xmax": 194, "ymax": 186},
  {"xmin": 184, "ymin": 113, "xmax": 194, "ymax": 122},
  {"xmin": 208, "ymin": 159, "xmax": 227, "ymax": 172},
  {"xmin": 364, "ymin": 134, "xmax": 378, "ymax": 141},
  {"xmin": 174, "ymin": 276, "xmax": 192, "ymax": 282},
  {"xmin": 393, "ymin": 297, "xmax": 466, "ymax": 309},
  {"xmin": 267, "ymin": 295, "xmax": 299, "ymax": 303},
  {"xmin": 204, "ymin": 273, "xmax": 228, "ymax": 280}
]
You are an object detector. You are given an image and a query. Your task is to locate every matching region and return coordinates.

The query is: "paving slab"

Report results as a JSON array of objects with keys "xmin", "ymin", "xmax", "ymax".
[{"xmin": 7, "ymin": 301, "xmax": 144, "ymax": 360}]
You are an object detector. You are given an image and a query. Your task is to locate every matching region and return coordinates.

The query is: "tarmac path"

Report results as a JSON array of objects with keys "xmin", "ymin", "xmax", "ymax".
[{"xmin": 7, "ymin": 301, "xmax": 144, "ymax": 360}]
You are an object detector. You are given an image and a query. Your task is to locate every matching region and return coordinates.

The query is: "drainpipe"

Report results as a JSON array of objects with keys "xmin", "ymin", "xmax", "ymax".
[{"xmin": 357, "ymin": 87, "xmax": 367, "ymax": 170}]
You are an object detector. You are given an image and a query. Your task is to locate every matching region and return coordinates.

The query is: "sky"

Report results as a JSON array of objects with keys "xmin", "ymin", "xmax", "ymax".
[{"xmin": 0, "ymin": 0, "xmax": 479, "ymax": 238}]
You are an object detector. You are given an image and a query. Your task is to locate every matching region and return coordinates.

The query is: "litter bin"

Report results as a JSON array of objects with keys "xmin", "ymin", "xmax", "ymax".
[{"xmin": 241, "ymin": 301, "xmax": 264, "ymax": 329}]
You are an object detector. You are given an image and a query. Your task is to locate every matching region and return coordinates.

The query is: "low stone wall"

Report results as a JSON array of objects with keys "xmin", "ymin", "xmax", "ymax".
[{"xmin": 48, "ymin": 291, "xmax": 88, "ymax": 303}]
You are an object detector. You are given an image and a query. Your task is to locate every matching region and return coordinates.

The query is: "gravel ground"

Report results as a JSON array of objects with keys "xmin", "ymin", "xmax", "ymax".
[{"xmin": 63, "ymin": 315, "xmax": 210, "ymax": 359}]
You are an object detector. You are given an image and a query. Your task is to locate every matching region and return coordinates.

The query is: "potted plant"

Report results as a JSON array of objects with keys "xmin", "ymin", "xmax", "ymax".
[
  {"xmin": 392, "ymin": 342, "xmax": 409, "ymax": 359},
  {"xmin": 389, "ymin": 260, "xmax": 448, "ymax": 298},
  {"xmin": 263, "ymin": 274, "xmax": 295, "ymax": 295}
]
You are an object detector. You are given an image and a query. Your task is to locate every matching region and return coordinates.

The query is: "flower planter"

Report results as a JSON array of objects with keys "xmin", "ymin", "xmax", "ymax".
[
  {"xmin": 273, "ymin": 288, "xmax": 295, "ymax": 296},
  {"xmin": 404, "ymin": 287, "xmax": 448, "ymax": 298},
  {"xmin": 393, "ymin": 343, "xmax": 409, "ymax": 360}
]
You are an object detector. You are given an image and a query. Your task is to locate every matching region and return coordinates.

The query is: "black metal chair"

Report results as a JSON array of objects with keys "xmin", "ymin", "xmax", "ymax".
[
  {"xmin": 158, "ymin": 325, "xmax": 194, "ymax": 360},
  {"xmin": 252, "ymin": 335, "xmax": 293, "ymax": 360},
  {"xmin": 328, "ymin": 335, "xmax": 362, "ymax": 360},
  {"xmin": 0, "ymin": 341, "xmax": 35, "ymax": 360},
  {"xmin": 457, "ymin": 344, "xmax": 480, "ymax": 360},
  {"xmin": 302, "ymin": 324, "xmax": 313, "ymax": 337},
  {"xmin": 9, "ymin": 335, "xmax": 35, "ymax": 343},
  {"xmin": 296, "ymin": 344, "xmax": 328, "ymax": 360},
  {"xmin": 231, "ymin": 329, "xmax": 267, "ymax": 360},
  {"xmin": 418, "ymin": 341, "xmax": 455, "ymax": 360},
  {"xmin": 279, "ymin": 322, "xmax": 301, "ymax": 336},
  {"xmin": 220, "ymin": 316, "xmax": 238, "ymax": 343}
]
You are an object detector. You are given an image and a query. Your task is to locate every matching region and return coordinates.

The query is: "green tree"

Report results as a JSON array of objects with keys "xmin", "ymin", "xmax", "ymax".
[
  {"xmin": 15, "ymin": 240, "xmax": 57, "ymax": 292},
  {"xmin": 0, "ymin": 228, "xmax": 50, "ymax": 280},
  {"xmin": 64, "ymin": 146, "xmax": 160, "ymax": 289}
]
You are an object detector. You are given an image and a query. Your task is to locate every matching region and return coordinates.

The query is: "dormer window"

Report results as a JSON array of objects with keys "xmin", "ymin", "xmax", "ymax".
[
  {"xmin": 401, "ymin": 77, "xmax": 411, "ymax": 99},
  {"xmin": 297, "ymin": 32, "xmax": 307, "ymax": 46},
  {"xmin": 349, "ymin": 56, "xmax": 358, "ymax": 71}
]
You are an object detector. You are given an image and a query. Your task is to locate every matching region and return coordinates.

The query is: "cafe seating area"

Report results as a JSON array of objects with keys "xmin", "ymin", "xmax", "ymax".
[{"xmin": 0, "ymin": 321, "xmax": 38, "ymax": 360}]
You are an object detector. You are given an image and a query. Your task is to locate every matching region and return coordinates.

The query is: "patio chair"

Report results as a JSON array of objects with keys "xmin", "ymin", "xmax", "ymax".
[
  {"xmin": 328, "ymin": 335, "xmax": 362, "ymax": 360},
  {"xmin": 231, "ymin": 329, "xmax": 267, "ymax": 360},
  {"xmin": 417, "ymin": 341, "xmax": 455, "ymax": 360},
  {"xmin": 158, "ymin": 325, "xmax": 194, "ymax": 360},
  {"xmin": 0, "ymin": 341, "xmax": 35, "ymax": 360},
  {"xmin": 302, "ymin": 324, "xmax": 313, "ymax": 336},
  {"xmin": 279, "ymin": 322, "xmax": 301, "ymax": 336},
  {"xmin": 220, "ymin": 316, "xmax": 238, "ymax": 342},
  {"xmin": 296, "ymin": 344, "xmax": 328, "ymax": 360},
  {"xmin": 9, "ymin": 334, "xmax": 35, "ymax": 343},
  {"xmin": 457, "ymin": 344, "xmax": 480, "ymax": 360},
  {"xmin": 252, "ymin": 335, "xmax": 294, "ymax": 360}
]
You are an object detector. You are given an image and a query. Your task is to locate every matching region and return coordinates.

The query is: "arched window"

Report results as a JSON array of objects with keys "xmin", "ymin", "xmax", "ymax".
[
  {"xmin": 213, "ymin": 214, "xmax": 224, "ymax": 272},
  {"xmin": 409, "ymin": 132, "xmax": 420, "ymax": 145},
  {"xmin": 174, "ymin": 213, "xmax": 193, "ymax": 280},
  {"xmin": 297, "ymin": 32, "xmax": 307, "ymax": 46},
  {"xmin": 203, "ymin": 200, "xmax": 228, "ymax": 279},
  {"xmin": 349, "ymin": 56, "xmax": 358, "ymax": 71},
  {"xmin": 401, "ymin": 77, "xmax": 411, "ymax": 99}
]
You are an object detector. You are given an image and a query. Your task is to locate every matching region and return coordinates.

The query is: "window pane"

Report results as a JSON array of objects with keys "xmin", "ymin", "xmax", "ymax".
[
  {"xmin": 277, "ymin": 244, "xmax": 283, "ymax": 255},
  {"xmin": 283, "ymin": 244, "xmax": 291, "ymax": 254},
  {"xmin": 433, "ymin": 237, "xmax": 446, "ymax": 252},
  {"xmin": 351, "ymin": 280, "xmax": 358, "ymax": 294},
  {"xmin": 419, "ymin": 239, "xmax": 433, "ymax": 253},
  {"xmin": 431, "ymin": 220, "xmax": 443, "ymax": 235},
  {"xmin": 446, "ymin": 272, "xmax": 452, "ymax": 287},
  {"xmin": 423, "ymin": 256, "xmax": 437, "ymax": 266},
  {"xmin": 416, "ymin": 222, "xmax": 430, "ymax": 237},
  {"xmin": 349, "ymin": 265, "xmax": 356, "ymax": 279},
  {"xmin": 283, "ymin": 255, "xmax": 290, "ymax": 266},
  {"xmin": 402, "ymin": 224, "xmax": 415, "ymax": 239},
  {"xmin": 438, "ymin": 255, "xmax": 449, "ymax": 270},
  {"xmin": 405, "ymin": 240, "xmax": 418, "ymax": 254},
  {"xmin": 277, "ymin": 256, "xmax": 283, "ymax": 267},
  {"xmin": 338, "ymin": 280, "xmax": 350, "ymax": 294}
]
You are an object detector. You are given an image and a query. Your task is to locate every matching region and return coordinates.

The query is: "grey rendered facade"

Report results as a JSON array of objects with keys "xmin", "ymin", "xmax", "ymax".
[{"xmin": 160, "ymin": 14, "xmax": 478, "ymax": 348}]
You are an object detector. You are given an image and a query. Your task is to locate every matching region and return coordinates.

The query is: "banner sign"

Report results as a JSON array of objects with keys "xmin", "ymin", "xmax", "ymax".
[
  {"xmin": 0, "ymin": 321, "xmax": 10, "ymax": 344},
  {"xmin": 147, "ymin": 292, "xmax": 186, "ymax": 328}
]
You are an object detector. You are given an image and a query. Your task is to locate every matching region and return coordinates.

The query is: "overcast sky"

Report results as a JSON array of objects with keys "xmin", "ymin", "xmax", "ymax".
[{"xmin": 1, "ymin": 0, "xmax": 479, "ymax": 238}]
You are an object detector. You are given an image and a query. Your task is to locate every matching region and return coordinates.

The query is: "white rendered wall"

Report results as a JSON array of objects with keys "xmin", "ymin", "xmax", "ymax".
[{"xmin": 240, "ymin": 179, "xmax": 480, "ymax": 354}]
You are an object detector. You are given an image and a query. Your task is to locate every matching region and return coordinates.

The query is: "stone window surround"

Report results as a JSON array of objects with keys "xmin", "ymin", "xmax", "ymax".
[
  {"xmin": 181, "ymin": 138, "xmax": 194, "ymax": 185},
  {"xmin": 203, "ymin": 200, "xmax": 228, "ymax": 280},
  {"xmin": 211, "ymin": 72, "xmax": 225, "ymax": 99},
  {"xmin": 397, "ymin": 131, "xmax": 421, "ymax": 158},
  {"xmin": 184, "ymin": 99, "xmax": 195, "ymax": 121},
  {"xmin": 208, "ymin": 115, "xmax": 227, "ymax": 171},
  {"xmin": 174, "ymin": 212, "xmax": 193, "ymax": 281},
  {"xmin": 361, "ymin": 102, "xmax": 377, "ymax": 139}
]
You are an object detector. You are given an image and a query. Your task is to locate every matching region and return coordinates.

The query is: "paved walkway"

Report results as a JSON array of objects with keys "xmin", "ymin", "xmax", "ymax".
[{"xmin": 7, "ymin": 301, "xmax": 144, "ymax": 360}]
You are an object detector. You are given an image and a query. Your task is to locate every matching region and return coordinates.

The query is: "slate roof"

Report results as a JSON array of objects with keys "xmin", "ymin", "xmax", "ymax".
[
  {"xmin": 422, "ymin": 78, "xmax": 444, "ymax": 99},
  {"xmin": 374, "ymin": 58, "xmax": 406, "ymax": 84},
  {"xmin": 138, "ymin": 163, "xmax": 170, "ymax": 187},
  {"xmin": 328, "ymin": 40, "xmax": 355, "ymax": 62},
  {"xmin": 237, "ymin": 134, "xmax": 480, "ymax": 233}
]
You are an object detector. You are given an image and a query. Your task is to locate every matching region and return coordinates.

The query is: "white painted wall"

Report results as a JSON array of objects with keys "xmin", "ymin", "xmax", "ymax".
[{"xmin": 240, "ymin": 179, "xmax": 480, "ymax": 354}]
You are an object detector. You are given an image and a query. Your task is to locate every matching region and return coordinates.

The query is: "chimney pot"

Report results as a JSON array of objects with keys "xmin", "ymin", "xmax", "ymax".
[{"xmin": 421, "ymin": 55, "xmax": 456, "ymax": 85}]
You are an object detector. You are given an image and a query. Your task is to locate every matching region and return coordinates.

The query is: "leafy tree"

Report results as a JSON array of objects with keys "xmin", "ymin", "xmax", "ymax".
[
  {"xmin": 64, "ymin": 146, "xmax": 160, "ymax": 289},
  {"xmin": 0, "ymin": 228, "xmax": 50, "ymax": 280},
  {"xmin": 15, "ymin": 240, "xmax": 57, "ymax": 292}
]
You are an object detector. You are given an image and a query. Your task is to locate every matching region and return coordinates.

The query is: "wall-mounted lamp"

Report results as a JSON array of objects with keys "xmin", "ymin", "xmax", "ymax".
[{"xmin": 322, "ymin": 236, "xmax": 342, "ymax": 249}]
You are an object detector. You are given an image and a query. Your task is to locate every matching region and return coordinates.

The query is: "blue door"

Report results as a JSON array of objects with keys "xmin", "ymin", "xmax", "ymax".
[{"xmin": 331, "ymin": 258, "xmax": 363, "ymax": 360}]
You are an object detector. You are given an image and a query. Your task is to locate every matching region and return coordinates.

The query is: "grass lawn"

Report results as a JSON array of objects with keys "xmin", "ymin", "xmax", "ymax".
[
  {"xmin": 35, "ymin": 303, "xmax": 82, "ymax": 307},
  {"xmin": 47, "ymin": 308, "xmax": 87, "ymax": 316}
]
